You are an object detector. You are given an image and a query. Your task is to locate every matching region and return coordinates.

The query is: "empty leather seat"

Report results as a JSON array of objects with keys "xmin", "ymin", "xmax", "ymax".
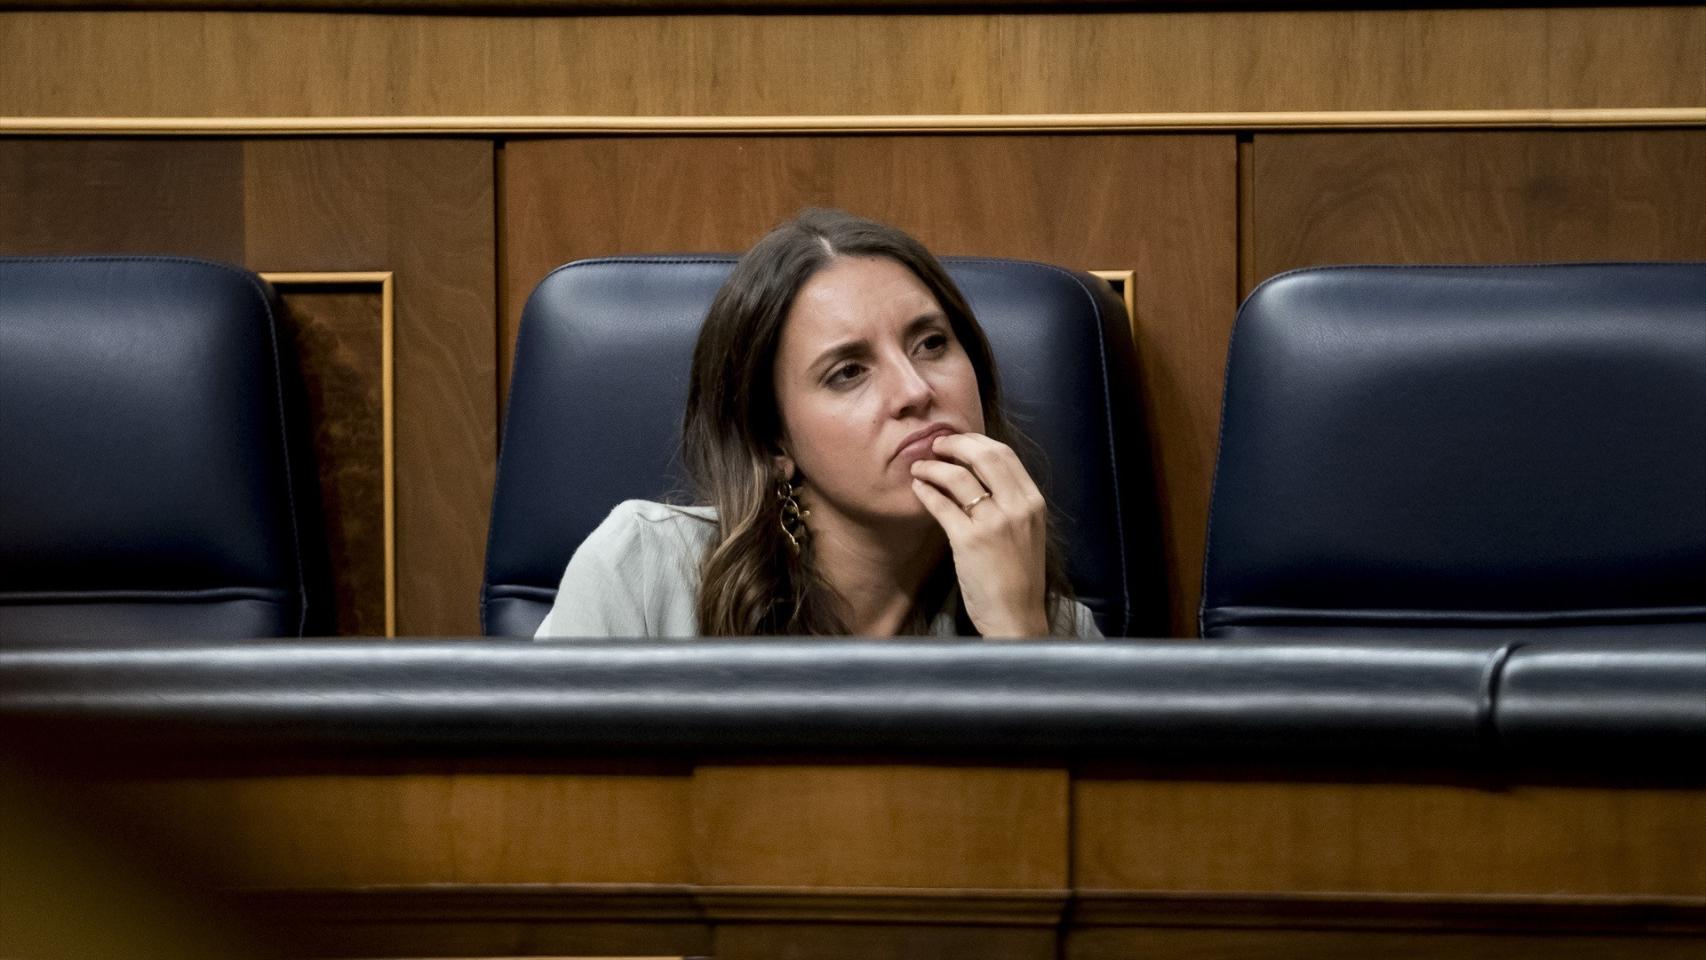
[
  {"xmin": 0, "ymin": 256, "xmax": 329, "ymax": 641},
  {"xmin": 1200, "ymin": 263, "xmax": 1706, "ymax": 639}
]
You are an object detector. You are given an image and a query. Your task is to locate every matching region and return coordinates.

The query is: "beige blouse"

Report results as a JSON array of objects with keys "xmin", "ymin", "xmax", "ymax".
[{"xmin": 535, "ymin": 499, "xmax": 1103, "ymax": 640}]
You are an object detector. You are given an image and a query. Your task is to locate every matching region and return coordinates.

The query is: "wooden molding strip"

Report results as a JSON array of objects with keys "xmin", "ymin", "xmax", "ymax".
[
  {"xmin": 242, "ymin": 883, "xmax": 1068, "ymax": 926},
  {"xmin": 694, "ymin": 886, "xmax": 1069, "ymax": 925},
  {"xmin": 1072, "ymin": 890, "xmax": 1706, "ymax": 934},
  {"xmin": 21, "ymin": 0, "xmax": 1693, "ymax": 11},
  {"xmin": 238, "ymin": 883, "xmax": 1706, "ymax": 932},
  {"xmin": 9, "ymin": 1, "xmax": 1622, "ymax": 11},
  {"xmin": 3, "ymin": 108, "xmax": 1703, "ymax": 136}
]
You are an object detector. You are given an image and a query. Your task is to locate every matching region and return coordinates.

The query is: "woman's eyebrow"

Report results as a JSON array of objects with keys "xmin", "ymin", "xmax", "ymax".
[
  {"xmin": 806, "ymin": 313, "xmax": 948, "ymax": 377},
  {"xmin": 904, "ymin": 312, "xmax": 948, "ymax": 336},
  {"xmin": 807, "ymin": 338, "xmax": 870, "ymax": 377}
]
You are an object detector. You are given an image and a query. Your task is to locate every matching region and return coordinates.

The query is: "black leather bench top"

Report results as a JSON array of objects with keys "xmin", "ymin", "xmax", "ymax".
[{"xmin": 4, "ymin": 637, "xmax": 1699, "ymax": 779}]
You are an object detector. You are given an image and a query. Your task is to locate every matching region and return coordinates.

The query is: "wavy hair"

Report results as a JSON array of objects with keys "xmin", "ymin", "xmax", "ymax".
[{"xmin": 681, "ymin": 209, "xmax": 1075, "ymax": 636}]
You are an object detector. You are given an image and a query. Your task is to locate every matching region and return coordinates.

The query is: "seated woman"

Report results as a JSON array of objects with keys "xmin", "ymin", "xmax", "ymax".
[{"xmin": 536, "ymin": 209, "xmax": 1100, "ymax": 639}]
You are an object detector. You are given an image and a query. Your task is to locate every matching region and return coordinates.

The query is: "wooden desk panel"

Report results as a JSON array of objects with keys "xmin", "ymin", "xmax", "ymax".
[
  {"xmin": 694, "ymin": 765, "xmax": 1067, "ymax": 890},
  {"xmin": 1074, "ymin": 778, "xmax": 1706, "ymax": 897},
  {"xmin": 31, "ymin": 763, "xmax": 1701, "ymax": 958},
  {"xmin": 99, "ymin": 770, "xmax": 695, "ymax": 887}
]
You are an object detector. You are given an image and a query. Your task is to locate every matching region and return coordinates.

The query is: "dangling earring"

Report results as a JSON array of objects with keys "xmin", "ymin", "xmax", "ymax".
[{"xmin": 777, "ymin": 476, "xmax": 810, "ymax": 553}]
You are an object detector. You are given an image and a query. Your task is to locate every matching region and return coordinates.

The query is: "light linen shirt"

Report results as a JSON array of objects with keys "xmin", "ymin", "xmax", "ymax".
[{"xmin": 534, "ymin": 499, "xmax": 1103, "ymax": 639}]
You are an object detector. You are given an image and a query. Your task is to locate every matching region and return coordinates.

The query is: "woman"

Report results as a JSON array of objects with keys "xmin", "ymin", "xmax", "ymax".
[{"xmin": 535, "ymin": 209, "xmax": 1100, "ymax": 638}]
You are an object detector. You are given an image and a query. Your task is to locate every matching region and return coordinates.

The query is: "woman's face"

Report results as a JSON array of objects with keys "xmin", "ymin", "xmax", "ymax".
[{"xmin": 771, "ymin": 255, "xmax": 985, "ymax": 527}]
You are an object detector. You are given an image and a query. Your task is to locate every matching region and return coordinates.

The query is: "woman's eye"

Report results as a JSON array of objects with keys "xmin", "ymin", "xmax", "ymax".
[
  {"xmin": 827, "ymin": 363, "xmax": 865, "ymax": 386},
  {"xmin": 916, "ymin": 332, "xmax": 950, "ymax": 354}
]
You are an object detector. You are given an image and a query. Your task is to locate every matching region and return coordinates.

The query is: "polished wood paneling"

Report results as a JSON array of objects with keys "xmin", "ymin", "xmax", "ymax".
[
  {"xmin": 1068, "ymin": 928, "xmax": 1706, "ymax": 960},
  {"xmin": 502, "ymin": 134, "xmax": 1235, "ymax": 634},
  {"xmin": 716, "ymin": 923, "xmax": 1055, "ymax": 960},
  {"xmin": 0, "ymin": 139, "xmax": 243, "ymax": 258},
  {"xmin": 34, "ymin": 764, "xmax": 1706, "ymax": 958},
  {"xmin": 2, "ymin": 7, "xmax": 1701, "ymax": 119},
  {"xmin": 693, "ymin": 765, "xmax": 1068, "ymax": 889},
  {"xmin": 242, "ymin": 139, "xmax": 495, "ymax": 635},
  {"xmin": 101, "ymin": 772, "xmax": 695, "ymax": 886},
  {"xmin": 275, "ymin": 287, "xmax": 388, "ymax": 637},
  {"xmin": 1074, "ymin": 778, "xmax": 1706, "ymax": 897},
  {"xmin": 1250, "ymin": 129, "xmax": 1706, "ymax": 291}
]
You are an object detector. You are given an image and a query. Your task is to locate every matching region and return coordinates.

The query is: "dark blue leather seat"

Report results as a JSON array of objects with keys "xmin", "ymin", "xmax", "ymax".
[
  {"xmin": 484, "ymin": 256, "xmax": 1165, "ymax": 637},
  {"xmin": 1201, "ymin": 263, "xmax": 1706, "ymax": 640},
  {"xmin": 0, "ymin": 256, "xmax": 329, "ymax": 641}
]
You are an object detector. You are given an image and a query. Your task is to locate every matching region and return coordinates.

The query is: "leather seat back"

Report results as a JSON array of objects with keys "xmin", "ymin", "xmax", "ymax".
[
  {"xmin": 0, "ymin": 256, "xmax": 329, "ymax": 641},
  {"xmin": 1201, "ymin": 263, "xmax": 1706, "ymax": 638}
]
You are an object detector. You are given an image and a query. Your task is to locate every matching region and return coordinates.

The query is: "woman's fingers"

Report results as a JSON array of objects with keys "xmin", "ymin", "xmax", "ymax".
[
  {"xmin": 930, "ymin": 433, "xmax": 1042, "ymax": 508},
  {"xmin": 910, "ymin": 478, "xmax": 973, "ymax": 539},
  {"xmin": 913, "ymin": 436, "xmax": 1052, "ymax": 638},
  {"xmin": 910, "ymin": 458, "xmax": 995, "ymax": 513}
]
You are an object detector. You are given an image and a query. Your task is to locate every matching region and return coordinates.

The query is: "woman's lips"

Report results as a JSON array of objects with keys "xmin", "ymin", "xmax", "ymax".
[{"xmin": 892, "ymin": 425, "xmax": 957, "ymax": 465}]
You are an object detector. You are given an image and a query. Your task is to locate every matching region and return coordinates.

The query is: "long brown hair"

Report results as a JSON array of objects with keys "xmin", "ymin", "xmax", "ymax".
[{"xmin": 682, "ymin": 209, "xmax": 1076, "ymax": 636}]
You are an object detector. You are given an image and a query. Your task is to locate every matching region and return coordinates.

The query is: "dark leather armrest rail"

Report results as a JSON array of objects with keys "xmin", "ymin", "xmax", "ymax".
[
  {"xmin": 1496, "ymin": 639, "xmax": 1706, "ymax": 777},
  {"xmin": 1, "ymin": 639, "xmax": 1500, "ymax": 768},
  {"xmin": 3, "ymin": 637, "xmax": 1700, "ymax": 777}
]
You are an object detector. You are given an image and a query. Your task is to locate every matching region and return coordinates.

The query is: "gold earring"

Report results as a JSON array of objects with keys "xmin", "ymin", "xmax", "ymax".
[{"xmin": 778, "ymin": 477, "xmax": 811, "ymax": 553}]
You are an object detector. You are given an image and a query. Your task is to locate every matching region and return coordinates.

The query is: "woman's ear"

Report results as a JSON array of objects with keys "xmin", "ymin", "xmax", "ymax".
[{"xmin": 772, "ymin": 450, "xmax": 796, "ymax": 481}]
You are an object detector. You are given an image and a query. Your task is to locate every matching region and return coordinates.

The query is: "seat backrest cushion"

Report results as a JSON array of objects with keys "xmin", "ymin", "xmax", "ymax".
[
  {"xmin": 0, "ymin": 256, "xmax": 328, "ymax": 641},
  {"xmin": 1201, "ymin": 263, "xmax": 1706, "ymax": 638}
]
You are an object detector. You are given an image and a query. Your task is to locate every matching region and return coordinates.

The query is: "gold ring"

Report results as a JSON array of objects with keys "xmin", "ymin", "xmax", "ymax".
[{"xmin": 962, "ymin": 492, "xmax": 990, "ymax": 512}]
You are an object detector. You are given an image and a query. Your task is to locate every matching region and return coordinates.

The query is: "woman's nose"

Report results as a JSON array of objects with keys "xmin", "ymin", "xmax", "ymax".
[{"xmin": 885, "ymin": 358, "xmax": 934, "ymax": 415}]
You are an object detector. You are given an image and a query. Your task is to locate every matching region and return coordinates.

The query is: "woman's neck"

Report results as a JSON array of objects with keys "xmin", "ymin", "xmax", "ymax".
[{"xmin": 807, "ymin": 506, "xmax": 947, "ymax": 636}]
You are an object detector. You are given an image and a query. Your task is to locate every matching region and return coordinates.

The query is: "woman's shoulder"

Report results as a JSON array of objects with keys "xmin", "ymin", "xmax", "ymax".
[
  {"xmin": 535, "ymin": 499, "xmax": 716, "ymax": 639},
  {"xmin": 574, "ymin": 499, "xmax": 719, "ymax": 590},
  {"xmin": 591, "ymin": 499, "xmax": 718, "ymax": 556}
]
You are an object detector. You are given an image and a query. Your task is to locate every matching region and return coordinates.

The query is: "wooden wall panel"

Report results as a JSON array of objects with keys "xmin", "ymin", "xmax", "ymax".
[
  {"xmin": 1250, "ymin": 129, "xmax": 1706, "ymax": 289},
  {"xmin": 242, "ymin": 139, "xmax": 496, "ymax": 636},
  {"xmin": 501, "ymin": 134, "xmax": 1236, "ymax": 635},
  {"xmin": 275, "ymin": 287, "xmax": 388, "ymax": 637},
  {"xmin": 0, "ymin": 138, "xmax": 495, "ymax": 637},
  {"xmin": 2, "ymin": 7, "xmax": 1702, "ymax": 120},
  {"xmin": 0, "ymin": 139, "xmax": 243, "ymax": 257}
]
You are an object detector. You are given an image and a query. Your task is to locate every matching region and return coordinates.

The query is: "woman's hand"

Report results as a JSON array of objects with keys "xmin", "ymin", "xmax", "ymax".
[{"xmin": 909, "ymin": 433, "xmax": 1051, "ymax": 637}]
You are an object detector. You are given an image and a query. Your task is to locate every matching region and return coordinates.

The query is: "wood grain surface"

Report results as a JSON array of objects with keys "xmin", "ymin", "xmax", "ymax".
[
  {"xmin": 0, "ymin": 139, "xmax": 243, "ymax": 258},
  {"xmin": 36, "ymin": 765, "xmax": 1706, "ymax": 957},
  {"xmin": 1074, "ymin": 778, "xmax": 1706, "ymax": 897},
  {"xmin": 273, "ymin": 287, "xmax": 388, "ymax": 637},
  {"xmin": 242, "ymin": 139, "xmax": 496, "ymax": 636},
  {"xmin": 1067, "ymin": 928, "xmax": 1706, "ymax": 960},
  {"xmin": 502, "ymin": 133, "xmax": 1235, "ymax": 635},
  {"xmin": 98, "ymin": 772, "xmax": 695, "ymax": 887},
  {"xmin": 715, "ymin": 923, "xmax": 1056, "ymax": 960},
  {"xmin": 1249, "ymin": 129, "xmax": 1706, "ymax": 291},
  {"xmin": 693, "ymin": 765, "xmax": 1068, "ymax": 890},
  {"xmin": 2, "ymin": 7, "xmax": 1701, "ymax": 119}
]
